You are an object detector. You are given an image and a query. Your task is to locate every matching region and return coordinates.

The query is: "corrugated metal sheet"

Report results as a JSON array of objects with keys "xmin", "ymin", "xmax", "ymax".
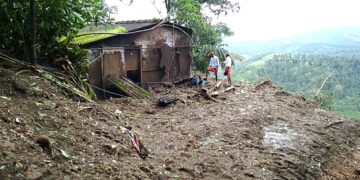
[{"xmin": 115, "ymin": 19, "xmax": 161, "ymax": 32}]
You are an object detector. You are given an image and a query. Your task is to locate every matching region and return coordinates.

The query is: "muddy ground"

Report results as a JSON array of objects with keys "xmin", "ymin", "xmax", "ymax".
[{"xmin": 0, "ymin": 65, "xmax": 360, "ymax": 180}]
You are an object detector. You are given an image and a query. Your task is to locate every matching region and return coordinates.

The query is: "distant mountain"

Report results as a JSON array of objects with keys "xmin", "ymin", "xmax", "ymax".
[{"xmin": 227, "ymin": 26, "xmax": 360, "ymax": 57}]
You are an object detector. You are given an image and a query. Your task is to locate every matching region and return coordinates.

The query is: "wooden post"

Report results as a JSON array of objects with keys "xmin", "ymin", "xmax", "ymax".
[
  {"xmin": 101, "ymin": 50, "xmax": 106, "ymax": 99},
  {"xmin": 140, "ymin": 47, "xmax": 143, "ymax": 85}
]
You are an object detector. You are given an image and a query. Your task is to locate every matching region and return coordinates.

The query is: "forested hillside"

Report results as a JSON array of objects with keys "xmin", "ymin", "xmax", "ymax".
[
  {"xmin": 232, "ymin": 53, "xmax": 360, "ymax": 119},
  {"xmin": 228, "ymin": 27, "xmax": 360, "ymax": 57}
]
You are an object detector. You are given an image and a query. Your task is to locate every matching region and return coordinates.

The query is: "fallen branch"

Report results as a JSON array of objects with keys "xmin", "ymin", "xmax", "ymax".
[
  {"xmin": 325, "ymin": 120, "xmax": 344, "ymax": 129},
  {"xmin": 201, "ymin": 88, "xmax": 217, "ymax": 102},
  {"xmin": 315, "ymin": 71, "xmax": 334, "ymax": 98}
]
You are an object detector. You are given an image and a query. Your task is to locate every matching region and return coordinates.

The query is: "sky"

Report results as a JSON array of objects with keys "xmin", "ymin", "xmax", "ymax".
[{"xmin": 105, "ymin": 0, "xmax": 360, "ymax": 41}]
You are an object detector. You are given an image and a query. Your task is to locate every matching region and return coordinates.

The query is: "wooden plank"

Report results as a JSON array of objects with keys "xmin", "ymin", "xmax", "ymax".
[
  {"xmin": 101, "ymin": 52, "xmax": 106, "ymax": 98},
  {"xmin": 140, "ymin": 48, "xmax": 143, "ymax": 83}
]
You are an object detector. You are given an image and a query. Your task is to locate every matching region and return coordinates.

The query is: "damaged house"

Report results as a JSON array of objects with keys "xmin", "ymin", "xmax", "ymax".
[{"xmin": 79, "ymin": 19, "xmax": 193, "ymax": 98}]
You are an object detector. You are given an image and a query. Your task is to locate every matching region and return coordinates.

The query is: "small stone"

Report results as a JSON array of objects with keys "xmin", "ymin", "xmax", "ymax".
[
  {"xmin": 14, "ymin": 127, "xmax": 22, "ymax": 133},
  {"xmin": 356, "ymin": 168, "xmax": 360, "ymax": 175},
  {"xmin": 13, "ymin": 79, "xmax": 29, "ymax": 94},
  {"xmin": 103, "ymin": 144, "xmax": 117, "ymax": 155},
  {"xmin": 35, "ymin": 135, "xmax": 52, "ymax": 155},
  {"xmin": 25, "ymin": 165, "xmax": 45, "ymax": 180},
  {"xmin": 0, "ymin": 140, "xmax": 16, "ymax": 151},
  {"xmin": 35, "ymin": 135, "xmax": 50, "ymax": 148},
  {"xmin": 15, "ymin": 162, "xmax": 23, "ymax": 169},
  {"xmin": 194, "ymin": 164, "xmax": 204, "ymax": 174}
]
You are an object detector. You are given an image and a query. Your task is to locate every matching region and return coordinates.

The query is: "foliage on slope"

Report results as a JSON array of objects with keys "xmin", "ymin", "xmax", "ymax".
[
  {"xmin": 232, "ymin": 53, "xmax": 360, "ymax": 119},
  {"xmin": 0, "ymin": 0, "xmax": 114, "ymax": 63}
]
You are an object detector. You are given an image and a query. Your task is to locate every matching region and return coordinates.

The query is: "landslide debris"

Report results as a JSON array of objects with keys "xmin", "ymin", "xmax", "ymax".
[{"xmin": 0, "ymin": 64, "xmax": 360, "ymax": 180}]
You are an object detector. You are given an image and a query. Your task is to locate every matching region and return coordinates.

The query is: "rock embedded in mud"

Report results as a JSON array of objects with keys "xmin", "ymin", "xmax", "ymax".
[
  {"xmin": 103, "ymin": 144, "xmax": 117, "ymax": 155},
  {"xmin": 194, "ymin": 164, "xmax": 204, "ymax": 174},
  {"xmin": 15, "ymin": 162, "xmax": 23, "ymax": 170},
  {"xmin": 13, "ymin": 79, "xmax": 29, "ymax": 94},
  {"xmin": 35, "ymin": 135, "xmax": 50, "ymax": 148},
  {"xmin": 14, "ymin": 126, "xmax": 23, "ymax": 133},
  {"xmin": 35, "ymin": 135, "xmax": 52, "ymax": 155},
  {"xmin": 25, "ymin": 165, "xmax": 46, "ymax": 180},
  {"xmin": 0, "ymin": 140, "xmax": 16, "ymax": 151}
]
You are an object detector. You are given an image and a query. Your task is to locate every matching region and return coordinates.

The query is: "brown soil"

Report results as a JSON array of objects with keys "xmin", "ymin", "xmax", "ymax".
[{"xmin": 1, "ymin": 65, "xmax": 360, "ymax": 180}]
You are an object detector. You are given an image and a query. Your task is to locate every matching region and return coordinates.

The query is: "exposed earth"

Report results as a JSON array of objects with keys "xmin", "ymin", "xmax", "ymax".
[{"xmin": 1, "ymin": 64, "xmax": 360, "ymax": 179}]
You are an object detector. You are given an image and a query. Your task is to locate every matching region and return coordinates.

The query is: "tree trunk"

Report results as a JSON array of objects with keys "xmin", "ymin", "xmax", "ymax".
[
  {"xmin": 30, "ymin": 0, "xmax": 37, "ymax": 65},
  {"xmin": 315, "ymin": 71, "xmax": 333, "ymax": 98},
  {"xmin": 165, "ymin": 0, "xmax": 171, "ymax": 13}
]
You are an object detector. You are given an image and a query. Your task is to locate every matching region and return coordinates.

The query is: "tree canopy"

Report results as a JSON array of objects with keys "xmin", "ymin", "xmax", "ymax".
[
  {"xmin": 0, "ymin": 0, "xmax": 114, "ymax": 63},
  {"xmin": 163, "ymin": 0, "xmax": 240, "ymax": 15},
  {"xmin": 164, "ymin": 0, "xmax": 238, "ymax": 71}
]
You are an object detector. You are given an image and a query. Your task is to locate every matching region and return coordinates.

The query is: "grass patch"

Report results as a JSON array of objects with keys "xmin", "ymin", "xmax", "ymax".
[{"xmin": 338, "ymin": 110, "xmax": 360, "ymax": 120}]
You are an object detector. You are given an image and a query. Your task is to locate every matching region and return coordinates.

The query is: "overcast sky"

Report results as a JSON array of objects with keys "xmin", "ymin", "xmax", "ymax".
[{"xmin": 105, "ymin": 0, "xmax": 360, "ymax": 41}]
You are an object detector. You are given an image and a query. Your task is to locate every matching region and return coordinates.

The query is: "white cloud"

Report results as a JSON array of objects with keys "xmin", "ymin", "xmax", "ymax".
[{"xmin": 105, "ymin": 0, "xmax": 360, "ymax": 41}]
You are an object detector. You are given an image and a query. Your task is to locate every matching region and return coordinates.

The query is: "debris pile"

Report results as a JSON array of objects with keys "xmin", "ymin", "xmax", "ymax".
[{"xmin": 0, "ymin": 61, "xmax": 359, "ymax": 179}]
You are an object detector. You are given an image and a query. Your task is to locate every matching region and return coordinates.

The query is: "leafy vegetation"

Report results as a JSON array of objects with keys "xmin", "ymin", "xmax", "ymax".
[
  {"xmin": 165, "ymin": 0, "xmax": 239, "ymax": 72},
  {"xmin": 163, "ymin": 0, "xmax": 240, "ymax": 15},
  {"xmin": 1, "ymin": 0, "xmax": 115, "ymax": 100},
  {"xmin": 0, "ymin": 0, "xmax": 115, "ymax": 64},
  {"xmin": 232, "ymin": 53, "xmax": 360, "ymax": 120}
]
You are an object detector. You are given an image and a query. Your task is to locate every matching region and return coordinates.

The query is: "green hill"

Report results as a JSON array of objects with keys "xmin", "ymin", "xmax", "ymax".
[
  {"xmin": 232, "ymin": 53, "xmax": 360, "ymax": 120},
  {"xmin": 228, "ymin": 27, "xmax": 360, "ymax": 120}
]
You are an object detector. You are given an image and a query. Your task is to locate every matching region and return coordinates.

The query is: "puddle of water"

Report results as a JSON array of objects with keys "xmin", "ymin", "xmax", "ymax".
[{"xmin": 262, "ymin": 123, "xmax": 298, "ymax": 149}]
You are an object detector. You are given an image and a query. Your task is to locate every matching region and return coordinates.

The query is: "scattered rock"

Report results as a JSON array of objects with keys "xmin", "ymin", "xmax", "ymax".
[
  {"xmin": 157, "ymin": 95, "xmax": 179, "ymax": 107},
  {"xmin": 144, "ymin": 109, "xmax": 156, "ymax": 114},
  {"xmin": 0, "ymin": 140, "xmax": 16, "ymax": 151},
  {"xmin": 25, "ymin": 165, "xmax": 46, "ymax": 180},
  {"xmin": 244, "ymin": 172, "xmax": 256, "ymax": 178},
  {"xmin": 35, "ymin": 135, "xmax": 50, "ymax": 148},
  {"xmin": 194, "ymin": 164, "xmax": 204, "ymax": 174},
  {"xmin": 14, "ymin": 126, "xmax": 23, "ymax": 133},
  {"xmin": 162, "ymin": 82, "xmax": 174, "ymax": 88},
  {"xmin": 15, "ymin": 162, "xmax": 23, "ymax": 170},
  {"xmin": 35, "ymin": 135, "xmax": 52, "ymax": 155},
  {"xmin": 103, "ymin": 144, "xmax": 117, "ymax": 155},
  {"xmin": 255, "ymin": 79, "xmax": 276, "ymax": 90},
  {"xmin": 13, "ymin": 79, "xmax": 29, "ymax": 93},
  {"xmin": 356, "ymin": 168, "xmax": 360, "ymax": 175}
]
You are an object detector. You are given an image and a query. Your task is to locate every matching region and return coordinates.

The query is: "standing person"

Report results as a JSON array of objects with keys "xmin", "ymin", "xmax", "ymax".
[
  {"xmin": 205, "ymin": 52, "xmax": 219, "ymax": 82},
  {"xmin": 222, "ymin": 53, "xmax": 232, "ymax": 86}
]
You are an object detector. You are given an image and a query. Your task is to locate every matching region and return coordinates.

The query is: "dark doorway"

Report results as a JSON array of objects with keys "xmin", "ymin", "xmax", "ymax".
[
  {"xmin": 126, "ymin": 70, "xmax": 141, "ymax": 83},
  {"xmin": 125, "ymin": 49, "xmax": 141, "ymax": 83}
]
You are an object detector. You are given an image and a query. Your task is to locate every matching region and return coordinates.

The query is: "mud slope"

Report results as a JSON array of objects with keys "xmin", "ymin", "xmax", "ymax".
[{"xmin": 1, "ymin": 66, "xmax": 360, "ymax": 179}]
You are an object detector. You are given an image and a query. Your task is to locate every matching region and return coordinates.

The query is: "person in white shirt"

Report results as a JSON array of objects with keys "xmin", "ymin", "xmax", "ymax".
[
  {"xmin": 206, "ymin": 52, "xmax": 220, "ymax": 82},
  {"xmin": 221, "ymin": 53, "xmax": 232, "ymax": 86}
]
